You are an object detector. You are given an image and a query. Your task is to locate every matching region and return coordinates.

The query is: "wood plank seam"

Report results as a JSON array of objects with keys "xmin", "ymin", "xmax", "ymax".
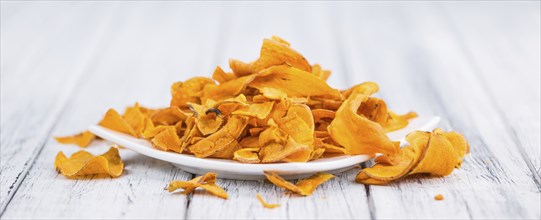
[
  {"xmin": 0, "ymin": 4, "xmax": 120, "ymax": 216},
  {"xmin": 183, "ymin": 173, "xmax": 195, "ymax": 220},
  {"xmin": 437, "ymin": 4, "xmax": 541, "ymax": 190}
]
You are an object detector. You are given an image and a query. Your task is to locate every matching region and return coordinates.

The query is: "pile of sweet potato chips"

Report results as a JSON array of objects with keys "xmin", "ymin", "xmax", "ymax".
[{"xmin": 55, "ymin": 36, "xmax": 470, "ymax": 199}]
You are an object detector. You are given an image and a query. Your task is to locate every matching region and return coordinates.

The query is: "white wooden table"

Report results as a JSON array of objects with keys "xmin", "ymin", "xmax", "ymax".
[{"xmin": 1, "ymin": 1, "xmax": 540, "ymax": 219}]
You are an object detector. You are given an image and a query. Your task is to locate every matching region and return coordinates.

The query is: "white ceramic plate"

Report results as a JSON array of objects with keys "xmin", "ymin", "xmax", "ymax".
[{"xmin": 89, "ymin": 116, "xmax": 440, "ymax": 180}]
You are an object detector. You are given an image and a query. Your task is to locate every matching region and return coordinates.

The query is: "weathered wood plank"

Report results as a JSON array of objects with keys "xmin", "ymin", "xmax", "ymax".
[
  {"xmin": 1, "ymin": 2, "xmax": 225, "ymax": 218},
  {"xmin": 0, "ymin": 2, "xmax": 119, "ymax": 213},
  {"xmin": 334, "ymin": 2, "xmax": 540, "ymax": 219},
  {"xmin": 441, "ymin": 1, "xmax": 541, "ymax": 188},
  {"xmin": 185, "ymin": 2, "xmax": 371, "ymax": 219}
]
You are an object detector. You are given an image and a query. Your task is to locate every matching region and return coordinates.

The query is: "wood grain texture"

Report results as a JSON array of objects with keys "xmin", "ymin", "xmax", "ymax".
[
  {"xmin": 0, "ymin": 2, "xmax": 119, "ymax": 213},
  {"xmin": 334, "ymin": 2, "xmax": 540, "ymax": 219},
  {"xmin": 2, "ymin": 2, "xmax": 222, "ymax": 218},
  {"xmin": 1, "ymin": 1, "xmax": 539, "ymax": 219}
]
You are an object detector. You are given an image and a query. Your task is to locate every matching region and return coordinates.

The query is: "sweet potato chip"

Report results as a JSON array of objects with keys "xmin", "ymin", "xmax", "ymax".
[
  {"xmin": 264, "ymin": 171, "xmax": 334, "ymax": 196},
  {"xmin": 249, "ymin": 65, "xmax": 341, "ymax": 100},
  {"xmin": 122, "ymin": 103, "xmax": 147, "ymax": 137},
  {"xmin": 151, "ymin": 106, "xmax": 189, "ymax": 126},
  {"xmin": 170, "ymin": 77, "xmax": 215, "ymax": 108},
  {"xmin": 151, "ymin": 126, "xmax": 182, "ymax": 152},
  {"xmin": 167, "ymin": 172, "xmax": 228, "ymax": 199},
  {"xmin": 230, "ymin": 37, "xmax": 311, "ymax": 77},
  {"xmin": 99, "ymin": 108, "xmax": 137, "ymax": 137},
  {"xmin": 328, "ymin": 82, "xmax": 399, "ymax": 156},
  {"xmin": 54, "ymin": 147, "xmax": 123, "ymax": 178},
  {"xmin": 232, "ymin": 102, "xmax": 274, "ymax": 119},
  {"xmin": 256, "ymin": 194, "xmax": 280, "ymax": 209},
  {"xmin": 188, "ymin": 115, "xmax": 248, "ymax": 158},
  {"xmin": 212, "ymin": 66, "xmax": 236, "ymax": 84},
  {"xmin": 356, "ymin": 129, "xmax": 470, "ymax": 185},
  {"xmin": 233, "ymin": 148, "xmax": 260, "ymax": 163},
  {"xmin": 55, "ymin": 131, "xmax": 96, "ymax": 147}
]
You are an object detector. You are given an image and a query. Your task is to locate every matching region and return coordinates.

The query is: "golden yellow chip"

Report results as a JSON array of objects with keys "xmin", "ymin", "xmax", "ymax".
[
  {"xmin": 54, "ymin": 147, "xmax": 123, "ymax": 178},
  {"xmin": 230, "ymin": 36, "xmax": 311, "ymax": 77},
  {"xmin": 328, "ymin": 82, "xmax": 399, "ymax": 156},
  {"xmin": 233, "ymin": 148, "xmax": 260, "ymax": 163},
  {"xmin": 167, "ymin": 172, "xmax": 228, "ymax": 199},
  {"xmin": 99, "ymin": 109, "xmax": 137, "ymax": 137},
  {"xmin": 256, "ymin": 194, "xmax": 280, "ymax": 209},
  {"xmin": 55, "ymin": 131, "xmax": 96, "ymax": 147},
  {"xmin": 249, "ymin": 65, "xmax": 341, "ymax": 100},
  {"xmin": 356, "ymin": 129, "xmax": 470, "ymax": 185},
  {"xmin": 151, "ymin": 126, "xmax": 182, "ymax": 152},
  {"xmin": 264, "ymin": 171, "xmax": 334, "ymax": 196}
]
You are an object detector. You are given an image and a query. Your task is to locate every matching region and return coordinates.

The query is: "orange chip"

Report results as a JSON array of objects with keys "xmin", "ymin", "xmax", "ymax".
[
  {"xmin": 233, "ymin": 148, "xmax": 260, "ymax": 163},
  {"xmin": 230, "ymin": 36, "xmax": 311, "ymax": 77},
  {"xmin": 167, "ymin": 172, "xmax": 228, "ymax": 199},
  {"xmin": 99, "ymin": 108, "xmax": 137, "ymax": 137},
  {"xmin": 256, "ymin": 194, "xmax": 280, "ymax": 209},
  {"xmin": 170, "ymin": 77, "xmax": 215, "ymax": 108},
  {"xmin": 212, "ymin": 66, "xmax": 236, "ymax": 84},
  {"xmin": 54, "ymin": 147, "xmax": 123, "ymax": 178},
  {"xmin": 188, "ymin": 115, "xmax": 248, "ymax": 158},
  {"xmin": 232, "ymin": 102, "xmax": 274, "ymax": 119},
  {"xmin": 151, "ymin": 126, "xmax": 182, "ymax": 152},
  {"xmin": 248, "ymin": 65, "xmax": 341, "ymax": 100},
  {"xmin": 264, "ymin": 171, "xmax": 334, "ymax": 196},
  {"xmin": 151, "ymin": 106, "xmax": 189, "ymax": 126},
  {"xmin": 356, "ymin": 129, "xmax": 470, "ymax": 185},
  {"xmin": 55, "ymin": 131, "xmax": 96, "ymax": 147},
  {"xmin": 122, "ymin": 103, "xmax": 147, "ymax": 137},
  {"xmin": 328, "ymin": 82, "xmax": 399, "ymax": 156}
]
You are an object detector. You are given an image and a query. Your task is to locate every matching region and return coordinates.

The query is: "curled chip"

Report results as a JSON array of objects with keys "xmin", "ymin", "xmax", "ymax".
[
  {"xmin": 356, "ymin": 128, "xmax": 470, "ymax": 185},
  {"xmin": 328, "ymin": 82, "xmax": 399, "ymax": 156},
  {"xmin": 256, "ymin": 194, "xmax": 280, "ymax": 209},
  {"xmin": 264, "ymin": 171, "xmax": 334, "ymax": 196},
  {"xmin": 54, "ymin": 147, "xmax": 123, "ymax": 178},
  {"xmin": 55, "ymin": 131, "xmax": 96, "ymax": 147},
  {"xmin": 167, "ymin": 172, "xmax": 228, "ymax": 199}
]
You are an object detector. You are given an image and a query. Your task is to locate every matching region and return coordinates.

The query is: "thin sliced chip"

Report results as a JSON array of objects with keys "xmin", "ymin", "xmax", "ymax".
[
  {"xmin": 232, "ymin": 102, "xmax": 274, "ymax": 119},
  {"xmin": 263, "ymin": 171, "xmax": 335, "ymax": 196},
  {"xmin": 199, "ymin": 183, "xmax": 229, "ymax": 199},
  {"xmin": 123, "ymin": 103, "xmax": 147, "ymax": 137},
  {"xmin": 151, "ymin": 106, "xmax": 189, "ymax": 126},
  {"xmin": 54, "ymin": 147, "xmax": 123, "ymax": 178},
  {"xmin": 170, "ymin": 77, "xmax": 216, "ymax": 108},
  {"xmin": 357, "ymin": 129, "xmax": 470, "ymax": 185},
  {"xmin": 167, "ymin": 172, "xmax": 228, "ymax": 199},
  {"xmin": 202, "ymin": 75, "xmax": 256, "ymax": 102},
  {"xmin": 55, "ymin": 131, "xmax": 96, "ymax": 147},
  {"xmin": 151, "ymin": 126, "xmax": 182, "ymax": 152},
  {"xmin": 230, "ymin": 37, "xmax": 311, "ymax": 77},
  {"xmin": 409, "ymin": 129, "xmax": 460, "ymax": 176},
  {"xmin": 256, "ymin": 194, "xmax": 280, "ymax": 209},
  {"xmin": 233, "ymin": 148, "xmax": 260, "ymax": 163},
  {"xmin": 249, "ymin": 65, "xmax": 341, "ymax": 100},
  {"xmin": 212, "ymin": 66, "xmax": 236, "ymax": 84},
  {"xmin": 311, "ymin": 64, "xmax": 331, "ymax": 81},
  {"xmin": 327, "ymin": 82, "xmax": 399, "ymax": 156},
  {"xmin": 286, "ymin": 104, "xmax": 314, "ymax": 131},
  {"xmin": 188, "ymin": 115, "xmax": 248, "ymax": 158},
  {"xmin": 99, "ymin": 108, "xmax": 137, "ymax": 137}
]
